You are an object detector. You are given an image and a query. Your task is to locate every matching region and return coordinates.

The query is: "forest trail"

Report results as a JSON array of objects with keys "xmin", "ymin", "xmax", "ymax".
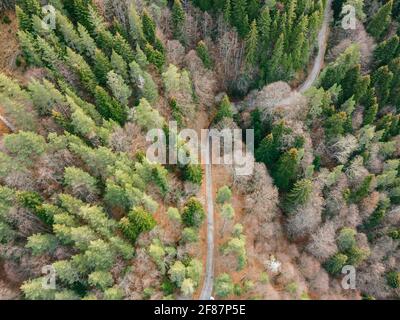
[
  {"xmin": 199, "ymin": 0, "xmax": 333, "ymax": 301},
  {"xmin": 299, "ymin": 0, "xmax": 332, "ymax": 92},
  {"xmin": 199, "ymin": 133, "xmax": 215, "ymax": 300}
]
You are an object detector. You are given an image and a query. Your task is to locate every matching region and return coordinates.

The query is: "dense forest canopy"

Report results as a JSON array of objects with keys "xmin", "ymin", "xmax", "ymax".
[{"xmin": 0, "ymin": 0, "xmax": 399, "ymax": 300}]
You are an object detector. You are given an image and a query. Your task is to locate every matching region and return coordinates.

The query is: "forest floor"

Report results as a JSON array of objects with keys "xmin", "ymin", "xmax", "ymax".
[{"xmin": 0, "ymin": 10, "xmax": 19, "ymax": 138}]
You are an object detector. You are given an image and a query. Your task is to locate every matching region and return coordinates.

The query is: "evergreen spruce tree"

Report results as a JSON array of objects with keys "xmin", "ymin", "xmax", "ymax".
[
  {"xmin": 196, "ymin": 41, "xmax": 213, "ymax": 69},
  {"xmin": 367, "ymin": 0, "xmax": 393, "ymax": 40},
  {"xmin": 374, "ymin": 35, "xmax": 399, "ymax": 67},
  {"xmin": 285, "ymin": 178, "xmax": 313, "ymax": 210},
  {"xmin": 17, "ymin": 30, "xmax": 42, "ymax": 66},
  {"xmin": 172, "ymin": 0, "xmax": 186, "ymax": 43},
  {"xmin": 142, "ymin": 9, "xmax": 156, "ymax": 44},
  {"xmin": 94, "ymin": 86, "xmax": 127, "ymax": 124},
  {"xmin": 232, "ymin": 0, "xmax": 250, "ymax": 37},
  {"xmin": 93, "ymin": 49, "xmax": 113, "ymax": 85},
  {"xmin": 247, "ymin": 0, "xmax": 260, "ymax": 22},
  {"xmin": 389, "ymin": 57, "xmax": 400, "ymax": 107},
  {"xmin": 223, "ymin": 0, "xmax": 232, "ymax": 24},
  {"xmin": 245, "ymin": 20, "xmax": 258, "ymax": 67},
  {"xmin": 274, "ymin": 148, "xmax": 301, "ymax": 191},
  {"xmin": 113, "ymin": 32, "xmax": 135, "ymax": 62},
  {"xmin": 372, "ymin": 65, "xmax": 394, "ymax": 106}
]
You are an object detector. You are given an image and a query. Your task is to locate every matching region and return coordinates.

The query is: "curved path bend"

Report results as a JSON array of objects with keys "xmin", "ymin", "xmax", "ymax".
[{"xmin": 199, "ymin": 0, "xmax": 333, "ymax": 300}]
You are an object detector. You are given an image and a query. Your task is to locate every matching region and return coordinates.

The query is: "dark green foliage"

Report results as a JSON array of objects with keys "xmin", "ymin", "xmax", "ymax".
[
  {"xmin": 386, "ymin": 271, "xmax": 400, "ymax": 288},
  {"xmin": 119, "ymin": 207, "xmax": 156, "ymax": 243},
  {"xmin": 196, "ymin": 41, "xmax": 213, "ymax": 69},
  {"xmin": 372, "ymin": 65, "xmax": 394, "ymax": 106},
  {"xmin": 94, "ymin": 86, "xmax": 127, "ymax": 124},
  {"xmin": 374, "ymin": 35, "xmax": 399, "ymax": 67},
  {"xmin": 144, "ymin": 43, "xmax": 165, "ymax": 71},
  {"xmin": 172, "ymin": 0, "xmax": 185, "ymax": 42},
  {"xmin": 367, "ymin": 0, "xmax": 393, "ymax": 40},
  {"xmin": 347, "ymin": 175, "xmax": 374, "ymax": 204},
  {"xmin": 364, "ymin": 198, "xmax": 391, "ymax": 230},
  {"xmin": 142, "ymin": 9, "xmax": 156, "ymax": 44},
  {"xmin": 274, "ymin": 148, "xmax": 302, "ymax": 192},
  {"xmin": 214, "ymin": 94, "xmax": 233, "ymax": 123},
  {"xmin": 182, "ymin": 164, "xmax": 203, "ymax": 185},
  {"xmin": 324, "ymin": 112, "xmax": 348, "ymax": 139},
  {"xmin": 324, "ymin": 253, "xmax": 348, "ymax": 275},
  {"xmin": 285, "ymin": 179, "xmax": 313, "ymax": 211},
  {"xmin": 181, "ymin": 197, "xmax": 205, "ymax": 228},
  {"xmin": 169, "ymin": 97, "xmax": 184, "ymax": 126},
  {"xmin": 93, "ymin": 49, "xmax": 112, "ymax": 85}
]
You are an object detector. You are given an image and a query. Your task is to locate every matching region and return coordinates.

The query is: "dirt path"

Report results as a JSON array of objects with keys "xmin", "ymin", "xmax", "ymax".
[
  {"xmin": 199, "ymin": 0, "xmax": 333, "ymax": 301},
  {"xmin": 199, "ymin": 133, "xmax": 215, "ymax": 300},
  {"xmin": 299, "ymin": 0, "xmax": 332, "ymax": 92}
]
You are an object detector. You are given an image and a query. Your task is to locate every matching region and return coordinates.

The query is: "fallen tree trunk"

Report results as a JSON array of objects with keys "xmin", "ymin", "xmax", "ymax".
[{"xmin": 0, "ymin": 114, "xmax": 15, "ymax": 133}]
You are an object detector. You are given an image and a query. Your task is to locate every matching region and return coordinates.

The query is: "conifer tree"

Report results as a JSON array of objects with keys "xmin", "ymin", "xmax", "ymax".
[
  {"xmin": 172, "ymin": 0, "xmax": 186, "ymax": 43},
  {"xmin": 196, "ymin": 41, "xmax": 213, "ymax": 69},
  {"xmin": 367, "ymin": 0, "xmax": 393, "ymax": 40},
  {"xmin": 285, "ymin": 179, "xmax": 313, "ymax": 210},
  {"xmin": 93, "ymin": 49, "xmax": 113, "ymax": 85},
  {"xmin": 17, "ymin": 30, "xmax": 42, "ymax": 66},
  {"xmin": 113, "ymin": 32, "xmax": 135, "ymax": 62},
  {"xmin": 374, "ymin": 35, "xmax": 399, "ymax": 67},
  {"xmin": 107, "ymin": 71, "xmax": 132, "ymax": 106},
  {"xmin": 232, "ymin": 0, "xmax": 250, "ymax": 37},
  {"xmin": 274, "ymin": 148, "xmax": 301, "ymax": 191},
  {"xmin": 94, "ymin": 86, "xmax": 127, "ymax": 124},
  {"xmin": 215, "ymin": 94, "xmax": 233, "ymax": 123},
  {"xmin": 142, "ymin": 9, "xmax": 156, "ymax": 44},
  {"xmin": 128, "ymin": 2, "xmax": 144, "ymax": 43},
  {"xmin": 111, "ymin": 50, "xmax": 129, "ymax": 81},
  {"xmin": 372, "ymin": 65, "xmax": 394, "ymax": 106},
  {"xmin": 223, "ymin": 0, "xmax": 232, "ymax": 24},
  {"xmin": 245, "ymin": 20, "xmax": 258, "ymax": 67},
  {"xmin": 389, "ymin": 57, "xmax": 400, "ymax": 107},
  {"xmin": 258, "ymin": 7, "xmax": 271, "ymax": 56}
]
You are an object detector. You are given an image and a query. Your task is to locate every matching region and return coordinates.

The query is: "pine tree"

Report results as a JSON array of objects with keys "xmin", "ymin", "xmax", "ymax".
[
  {"xmin": 367, "ymin": 0, "xmax": 393, "ymax": 40},
  {"xmin": 142, "ymin": 9, "xmax": 156, "ymax": 44},
  {"xmin": 285, "ymin": 179, "xmax": 313, "ymax": 210},
  {"xmin": 57, "ymin": 13, "xmax": 82, "ymax": 52},
  {"xmin": 66, "ymin": 48, "xmax": 98, "ymax": 93},
  {"xmin": 17, "ymin": 30, "xmax": 42, "ymax": 66},
  {"xmin": 94, "ymin": 86, "xmax": 127, "ymax": 125},
  {"xmin": 269, "ymin": 33, "xmax": 284, "ymax": 81},
  {"xmin": 232, "ymin": 0, "xmax": 250, "ymax": 37},
  {"xmin": 374, "ymin": 35, "xmax": 399, "ymax": 67},
  {"xmin": 223, "ymin": 0, "xmax": 232, "ymax": 24},
  {"xmin": 110, "ymin": 50, "xmax": 129, "ymax": 81},
  {"xmin": 113, "ymin": 32, "xmax": 135, "ymax": 62},
  {"xmin": 172, "ymin": 0, "xmax": 185, "ymax": 43},
  {"xmin": 196, "ymin": 41, "xmax": 213, "ymax": 69},
  {"xmin": 77, "ymin": 23, "xmax": 97, "ymax": 58},
  {"xmin": 372, "ymin": 65, "xmax": 394, "ymax": 106},
  {"xmin": 389, "ymin": 57, "xmax": 400, "ymax": 107},
  {"xmin": 128, "ymin": 2, "xmax": 144, "ymax": 43},
  {"xmin": 135, "ymin": 44, "xmax": 149, "ymax": 68},
  {"xmin": 245, "ymin": 20, "xmax": 258, "ymax": 67},
  {"xmin": 107, "ymin": 71, "xmax": 132, "ymax": 106},
  {"xmin": 258, "ymin": 7, "xmax": 271, "ymax": 55},
  {"xmin": 214, "ymin": 94, "xmax": 233, "ymax": 123},
  {"xmin": 16, "ymin": 5, "xmax": 32, "ymax": 31},
  {"xmin": 274, "ymin": 148, "xmax": 301, "ymax": 191},
  {"xmin": 93, "ymin": 49, "xmax": 113, "ymax": 85},
  {"xmin": 144, "ymin": 43, "xmax": 165, "ymax": 71},
  {"xmin": 247, "ymin": 0, "xmax": 260, "ymax": 22}
]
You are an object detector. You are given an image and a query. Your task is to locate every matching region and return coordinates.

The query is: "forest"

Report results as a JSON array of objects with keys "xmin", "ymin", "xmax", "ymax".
[{"xmin": 0, "ymin": 0, "xmax": 399, "ymax": 300}]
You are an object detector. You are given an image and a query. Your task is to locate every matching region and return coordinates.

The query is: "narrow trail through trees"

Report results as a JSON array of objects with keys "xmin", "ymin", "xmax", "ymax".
[{"xmin": 199, "ymin": 0, "xmax": 333, "ymax": 300}]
